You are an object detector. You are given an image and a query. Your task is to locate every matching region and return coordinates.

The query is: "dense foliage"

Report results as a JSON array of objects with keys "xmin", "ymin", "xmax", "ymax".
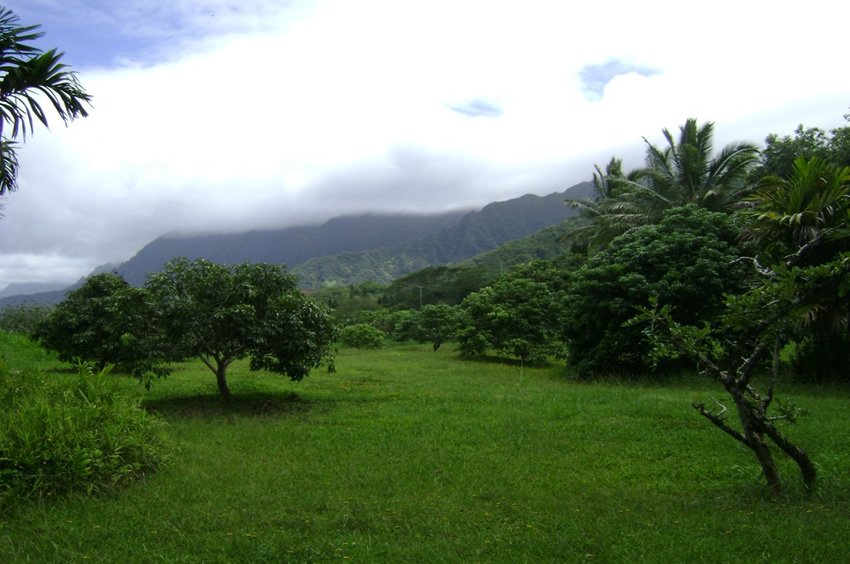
[
  {"xmin": 338, "ymin": 323, "xmax": 386, "ymax": 349},
  {"xmin": 752, "ymin": 115, "xmax": 850, "ymax": 181},
  {"xmin": 562, "ymin": 205, "xmax": 749, "ymax": 377},
  {"xmin": 0, "ymin": 303, "xmax": 51, "ymax": 337},
  {"xmin": 35, "ymin": 273, "xmax": 168, "ymax": 377},
  {"xmin": 0, "ymin": 351, "xmax": 167, "ymax": 501},
  {"xmin": 458, "ymin": 261, "xmax": 567, "ymax": 364}
]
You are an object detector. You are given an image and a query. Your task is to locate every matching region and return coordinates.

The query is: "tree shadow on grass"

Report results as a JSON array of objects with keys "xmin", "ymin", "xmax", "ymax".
[
  {"xmin": 459, "ymin": 353, "xmax": 553, "ymax": 368},
  {"xmin": 143, "ymin": 391, "xmax": 311, "ymax": 419}
]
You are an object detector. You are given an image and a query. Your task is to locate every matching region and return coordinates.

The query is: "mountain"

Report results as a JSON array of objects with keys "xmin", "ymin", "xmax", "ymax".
[
  {"xmin": 0, "ymin": 181, "xmax": 594, "ymax": 306},
  {"xmin": 0, "ymin": 282, "xmax": 69, "ymax": 299},
  {"xmin": 115, "ymin": 213, "xmax": 469, "ymax": 286},
  {"xmin": 293, "ymin": 182, "xmax": 593, "ymax": 286},
  {"xmin": 378, "ymin": 215, "xmax": 590, "ymax": 309}
]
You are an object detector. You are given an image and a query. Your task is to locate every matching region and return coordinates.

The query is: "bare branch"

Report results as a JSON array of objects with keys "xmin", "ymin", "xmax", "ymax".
[
  {"xmin": 732, "ymin": 256, "xmax": 775, "ymax": 278},
  {"xmin": 735, "ymin": 341, "xmax": 768, "ymax": 387},
  {"xmin": 693, "ymin": 402, "xmax": 749, "ymax": 446}
]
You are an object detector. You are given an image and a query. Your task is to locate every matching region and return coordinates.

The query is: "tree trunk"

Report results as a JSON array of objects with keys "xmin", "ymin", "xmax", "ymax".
[
  {"xmin": 764, "ymin": 425, "xmax": 817, "ymax": 492},
  {"xmin": 735, "ymin": 397, "xmax": 783, "ymax": 494},
  {"xmin": 749, "ymin": 433, "xmax": 782, "ymax": 495},
  {"xmin": 216, "ymin": 363, "xmax": 231, "ymax": 401}
]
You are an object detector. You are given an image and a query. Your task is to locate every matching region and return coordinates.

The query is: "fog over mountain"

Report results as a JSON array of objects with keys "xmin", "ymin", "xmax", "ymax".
[{"xmin": 0, "ymin": 0, "xmax": 848, "ymax": 289}]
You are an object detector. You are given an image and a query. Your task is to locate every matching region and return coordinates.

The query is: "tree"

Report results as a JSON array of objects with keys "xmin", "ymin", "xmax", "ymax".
[
  {"xmin": 412, "ymin": 304, "xmax": 461, "ymax": 351},
  {"xmin": 562, "ymin": 206, "xmax": 750, "ymax": 377},
  {"xmin": 458, "ymin": 261, "xmax": 566, "ymax": 364},
  {"xmin": 751, "ymin": 114, "xmax": 850, "ymax": 182},
  {"xmin": 35, "ymin": 273, "xmax": 166, "ymax": 376},
  {"xmin": 338, "ymin": 323, "xmax": 385, "ymax": 349},
  {"xmin": 629, "ymin": 158, "xmax": 850, "ymax": 493},
  {"xmin": 743, "ymin": 156, "xmax": 850, "ymax": 381},
  {"xmin": 146, "ymin": 259, "xmax": 337, "ymax": 400},
  {"xmin": 0, "ymin": 7, "xmax": 91, "ymax": 195},
  {"xmin": 567, "ymin": 119, "xmax": 759, "ymax": 249}
]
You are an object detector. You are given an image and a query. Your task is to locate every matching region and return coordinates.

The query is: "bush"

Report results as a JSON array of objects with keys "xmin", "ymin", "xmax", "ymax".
[
  {"xmin": 0, "ymin": 360, "xmax": 168, "ymax": 502},
  {"xmin": 339, "ymin": 323, "xmax": 385, "ymax": 348}
]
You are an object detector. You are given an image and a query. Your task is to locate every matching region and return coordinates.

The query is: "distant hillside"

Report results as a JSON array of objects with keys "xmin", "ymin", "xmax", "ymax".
[
  {"xmin": 293, "ymin": 182, "xmax": 593, "ymax": 287},
  {"xmin": 115, "ymin": 213, "xmax": 469, "ymax": 286},
  {"xmin": 379, "ymin": 215, "xmax": 589, "ymax": 309},
  {"xmin": 0, "ymin": 282, "xmax": 68, "ymax": 299}
]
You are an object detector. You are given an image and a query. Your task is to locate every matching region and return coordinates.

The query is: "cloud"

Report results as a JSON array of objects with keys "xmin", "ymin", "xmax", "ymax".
[
  {"xmin": 579, "ymin": 60, "xmax": 659, "ymax": 101},
  {"xmin": 448, "ymin": 98, "xmax": 504, "ymax": 118}
]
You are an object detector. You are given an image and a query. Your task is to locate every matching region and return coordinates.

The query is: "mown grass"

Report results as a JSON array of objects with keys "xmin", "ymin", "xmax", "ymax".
[{"xmin": 1, "ymin": 338, "xmax": 849, "ymax": 562}]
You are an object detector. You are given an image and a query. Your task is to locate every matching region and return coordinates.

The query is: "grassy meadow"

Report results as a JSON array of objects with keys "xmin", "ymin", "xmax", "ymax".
[{"xmin": 1, "ymin": 335, "xmax": 849, "ymax": 562}]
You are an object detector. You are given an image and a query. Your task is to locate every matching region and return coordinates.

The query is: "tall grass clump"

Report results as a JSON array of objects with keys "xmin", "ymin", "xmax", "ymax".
[{"xmin": 0, "ymin": 357, "xmax": 168, "ymax": 503}]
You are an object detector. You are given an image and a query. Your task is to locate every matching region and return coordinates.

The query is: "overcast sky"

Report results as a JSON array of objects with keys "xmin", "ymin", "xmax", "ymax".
[{"xmin": 0, "ymin": 0, "xmax": 848, "ymax": 289}]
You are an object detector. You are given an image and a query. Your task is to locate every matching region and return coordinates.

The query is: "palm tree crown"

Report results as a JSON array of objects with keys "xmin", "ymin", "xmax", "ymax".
[
  {"xmin": 567, "ymin": 118, "xmax": 760, "ymax": 251},
  {"xmin": 0, "ymin": 7, "xmax": 91, "ymax": 195}
]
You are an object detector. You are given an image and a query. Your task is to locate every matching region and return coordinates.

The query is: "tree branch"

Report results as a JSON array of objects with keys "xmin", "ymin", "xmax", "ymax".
[{"xmin": 693, "ymin": 402, "xmax": 749, "ymax": 446}]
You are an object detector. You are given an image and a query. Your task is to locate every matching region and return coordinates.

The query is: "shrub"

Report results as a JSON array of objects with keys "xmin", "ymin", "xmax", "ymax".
[
  {"xmin": 339, "ymin": 323, "xmax": 385, "ymax": 348},
  {"xmin": 0, "ymin": 360, "xmax": 168, "ymax": 502}
]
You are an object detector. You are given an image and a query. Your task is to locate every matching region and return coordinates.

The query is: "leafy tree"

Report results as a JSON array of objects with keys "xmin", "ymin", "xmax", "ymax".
[
  {"xmin": 752, "ymin": 114, "xmax": 850, "ymax": 182},
  {"xmin": 458, "ymin": 261, "xmax": 567, "ymax": 364},
  {"xmin": 562, "ymin": 206, "xmax": 749, "ymax": 377},
  {"xmin": 0, "ymin": 7, "xmax": 91, "ymax": 195},
  {"xmin": 145, "ymin": 259, "xmax": 336, "ymax": 400},
  {"xmin": 567, "ymin": 119, "xmax": 759, "ymax": 249},
  {"xmin": 0, "ymin": 302, "xmax": 51, "ymax": 337},
  {"xmin": 412, "ymin": 304, "xmax": 461, "ymax": 351},
  {"xmin": 630, "ymin": 157, "xmax": 850, "ymax": 493},
  {"xmin": 35, "ymin": 274, "xmax": 166, "ymax": 376}
]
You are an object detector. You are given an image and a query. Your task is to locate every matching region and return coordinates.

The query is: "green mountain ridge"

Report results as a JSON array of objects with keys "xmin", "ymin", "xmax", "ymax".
[{"xmin": 293, "ymin": 183, "xmax": 592, "ymax": 287}]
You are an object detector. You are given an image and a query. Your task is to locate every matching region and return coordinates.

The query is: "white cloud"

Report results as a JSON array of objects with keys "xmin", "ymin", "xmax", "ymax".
[{"xmin": 1, "ymin": 0, "xmax": 849, "ymax": 288}]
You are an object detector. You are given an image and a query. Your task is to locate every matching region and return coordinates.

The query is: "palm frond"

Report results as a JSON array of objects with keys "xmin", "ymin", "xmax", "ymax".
[{"xmin": 0, "ymin": 8, "xmax": 91, "ymax": 195}]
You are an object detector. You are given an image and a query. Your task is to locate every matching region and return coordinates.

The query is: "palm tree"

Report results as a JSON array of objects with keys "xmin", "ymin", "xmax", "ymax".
[
  {"xmin": 744, "ymin": 156, "xmax": 850, "ymax": 266},
  {"xmin": 565, "ymin": 158, "xmax": 646, "ymax": 251},
  {"xmin": 0, "ymin": 7, "xmax": 91, "ymax": 195},
  {"xmin": 638, "ymin": 118, "xmax": 759, "ymax": 212},
  {"xmin": 744, "ymin": 156, "xmax": 850, "ymax": 380},
  {"xmin": 567, "ymin": 119, "xmax": 759, "ymax": 250}
]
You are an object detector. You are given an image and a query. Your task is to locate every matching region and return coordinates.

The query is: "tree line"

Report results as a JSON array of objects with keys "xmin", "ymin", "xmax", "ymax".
[{"xmin": 319, "ymin": 114, "xmax": 850, "ymax": 494}]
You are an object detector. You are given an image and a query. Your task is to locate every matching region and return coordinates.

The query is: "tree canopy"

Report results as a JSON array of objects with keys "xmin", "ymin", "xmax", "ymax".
[
  {"xmin": 562, "ymin": 205, "xmax": 750, "ymax": 377},
  {"xmin": 36, "ymin": 273, "xmax": 167, "ymax": 376},
  {"xmin": 458, "ymin": 261, "xmax": 567, "ymax": 364},
  {"xmin": 146, "ymin": 259, "xmax": 337, "ymax": 400}
]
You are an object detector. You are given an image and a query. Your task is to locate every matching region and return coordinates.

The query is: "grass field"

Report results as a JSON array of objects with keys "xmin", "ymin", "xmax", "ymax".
[{"xmin": 1, "ymin": 336, "xmax": 849, "ymax": 562}]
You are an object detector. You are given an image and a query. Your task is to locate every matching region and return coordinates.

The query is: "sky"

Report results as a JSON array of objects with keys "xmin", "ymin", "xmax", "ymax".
[{"xmin": 0, "ymin": 0, "xmax": 849, "ymax": 290}]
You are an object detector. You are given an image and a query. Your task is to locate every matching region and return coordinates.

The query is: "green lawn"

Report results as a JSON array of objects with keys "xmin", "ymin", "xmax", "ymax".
[{"xmin": 2, "ymin": 338, "xmax": 849, "ymax": 562}]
